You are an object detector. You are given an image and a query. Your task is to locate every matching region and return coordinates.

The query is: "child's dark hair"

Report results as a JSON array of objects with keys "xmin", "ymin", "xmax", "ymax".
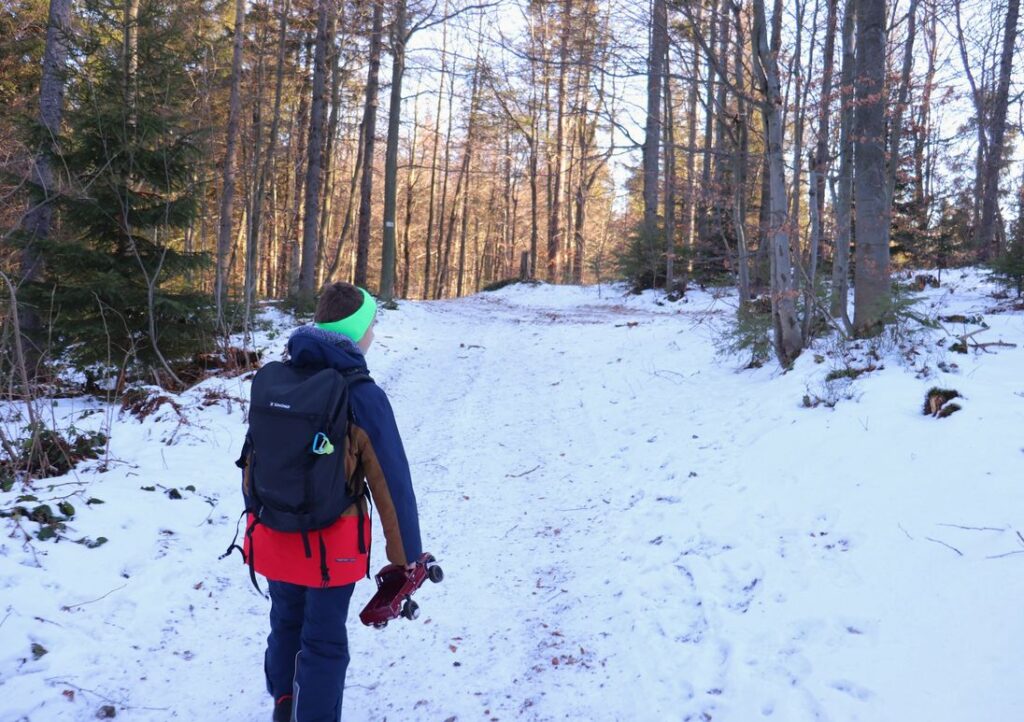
[{"xmin": 315, "ymin": 282, "xmax": 364, "ymax": 323}]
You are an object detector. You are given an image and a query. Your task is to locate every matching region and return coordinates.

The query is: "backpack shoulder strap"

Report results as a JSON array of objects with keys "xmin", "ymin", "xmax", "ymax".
[{"xmin": 234, "ymin": 433, "xmax": 252, "ymax": 470}]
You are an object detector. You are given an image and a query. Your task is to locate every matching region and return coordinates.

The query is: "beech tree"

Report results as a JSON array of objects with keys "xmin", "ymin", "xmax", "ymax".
[{"xmin": 852, "ymin": 0, "xmax": 889, "ymax": 336}]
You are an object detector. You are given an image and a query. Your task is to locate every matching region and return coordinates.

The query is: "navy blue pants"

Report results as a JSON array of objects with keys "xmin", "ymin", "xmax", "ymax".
[{"xmin": 265, "ymin": 581, "xmax": 356, "ymax": 722}]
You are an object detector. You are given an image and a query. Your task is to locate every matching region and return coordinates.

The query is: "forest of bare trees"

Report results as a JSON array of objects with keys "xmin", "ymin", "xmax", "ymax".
[{"xmin": 1, "ymin": 0, "xmax": 1022, "ymax": 375}]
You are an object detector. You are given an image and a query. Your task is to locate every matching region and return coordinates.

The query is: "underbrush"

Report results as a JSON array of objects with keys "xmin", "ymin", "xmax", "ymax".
[
  {"xmin": 718, "ymin": 268, "xmax": 1020, "ymax": 409},
  {"xmin": 0, "ymin": 423, "xmax": 108, "ymax": 491}
]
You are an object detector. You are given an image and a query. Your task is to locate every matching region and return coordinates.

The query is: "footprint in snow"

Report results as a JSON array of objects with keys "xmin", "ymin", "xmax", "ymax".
[{"xmin": 830, "ymin": 679, "xmax": 874, "ymax": 701}]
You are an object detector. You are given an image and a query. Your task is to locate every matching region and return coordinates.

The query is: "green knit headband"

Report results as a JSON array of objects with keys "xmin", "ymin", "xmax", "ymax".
[{"xmin": 315, "ymin": 287, "xmax": 376, "ymax": 342}]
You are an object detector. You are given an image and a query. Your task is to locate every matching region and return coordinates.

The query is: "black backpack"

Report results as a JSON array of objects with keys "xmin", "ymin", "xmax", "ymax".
[{"xmin": 225, "ymin": 361, "xmax": 371, "ymax": 590}]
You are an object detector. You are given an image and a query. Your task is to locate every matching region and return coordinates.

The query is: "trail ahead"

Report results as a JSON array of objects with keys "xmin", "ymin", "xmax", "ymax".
[{"xmin": 3, "ymin": 276, "xmax": 1023, "ymax": 721}]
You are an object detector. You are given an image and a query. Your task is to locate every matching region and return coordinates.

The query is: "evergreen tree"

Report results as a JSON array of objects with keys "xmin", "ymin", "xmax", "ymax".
[
  {"xmin": 18, "ymin": 0, "xmax": 214, "ymax": 382},
  {"xmin": 927, "ymin": 196, "xmax": 971, "ymax": 281},
  {"xmin": 992, "ymin": 203, "xmax": 1024, "ymax": 298}
]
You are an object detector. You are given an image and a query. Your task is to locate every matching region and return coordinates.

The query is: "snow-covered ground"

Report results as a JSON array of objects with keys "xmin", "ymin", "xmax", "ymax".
[{"xmin": 2, "ymin": 270, "xmax": 1023, "ymax": 721}]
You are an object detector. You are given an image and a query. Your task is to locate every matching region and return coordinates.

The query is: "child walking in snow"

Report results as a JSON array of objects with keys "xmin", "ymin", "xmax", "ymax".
[{"xmin": 235, "ymin": 282, "xmax": 422, "ymax": 722}]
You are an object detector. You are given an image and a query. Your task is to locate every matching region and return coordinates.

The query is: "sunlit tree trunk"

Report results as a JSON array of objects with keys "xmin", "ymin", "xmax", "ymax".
[
  {"xmin": 355, "ymin": 0, "xmax": 383, "ymax": 287},
  {"xmin": 830, "ymin": 0, "xmax": 854, "ymax": 325},
  {"xmin": 215, "ymin": 0, "xmax": 245, "ymax": 323},
  {"xmin": 753, "ymin": 0, "xmax": 803, "ymax": 363},
  {"xmin": 298, "ymin": 0, "xmax": 332, "ymax": 297},
  {"xmin": 978, "ymin": 0, "xmax": 1020, "ymax": 259},
  {"xmin": 380, "ymin": 0, "xmax": 408, "ymax": 301}
]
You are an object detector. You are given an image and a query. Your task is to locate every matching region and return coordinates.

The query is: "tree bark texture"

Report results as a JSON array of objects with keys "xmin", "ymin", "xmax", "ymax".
[
  {"xmin": 885, "ymin": 0, "xmax": 919, "ymax": 210},
  {"xmin": 642, "ymin": 0, "xmax": 667, "ymax": 238},
  {"xmin": 977, "ymin": 0, "xmax": 1020, "ymax": 259},
  {"xmin": 830, "ymin": 0, "xmax": 855, "ymax": 324},
  {"xmin": 355, "ymin": 0, "xmax": 383, "ymax": 287},
  {"xmin": 805, "ymin": 0, "xmax": 837, "ymax": 338},
  {"xmin": 299, "ymin": 0, "xmax": 332, "ymax": 296},
  {"xmin": 852, "ymin": 0, "xmax": 890, "ymax": 336},
  {"xmin": 216, "ymin": 0, "xmax": 246, "ymax": 322},
  {"xmin": 380, "ymin": 0, "xmax": 407, "ymax": 301},
  {"xmin": 22, "ymin": 0, "xmax": 72, "ymax": 272},
  {"xmin": 753, "ymin": 0, "xmax": 803, "ymax": 364}
]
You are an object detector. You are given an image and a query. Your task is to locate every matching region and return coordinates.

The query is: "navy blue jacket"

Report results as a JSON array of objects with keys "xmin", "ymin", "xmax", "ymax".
[{"xmin": 287, "ymin": 326, "xmax": 423, "ymax": 565}]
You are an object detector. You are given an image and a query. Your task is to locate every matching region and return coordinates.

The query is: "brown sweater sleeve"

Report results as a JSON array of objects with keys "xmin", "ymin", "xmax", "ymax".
[{"xmin": 352, "ymin": 425, "xmax": 410, "ymax": 566}]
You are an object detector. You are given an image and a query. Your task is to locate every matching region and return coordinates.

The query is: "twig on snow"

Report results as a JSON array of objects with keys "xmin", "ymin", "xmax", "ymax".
[
  {"xmin": 924, "ymin": 537, "xmax": 963, "ymax": 556},
  {"xmin": 936, "ymin": 523, "xmax": 1005, "ymax": 532},
  {"xmin": 44, "ymin": 679, "xmax": 171, "ymax": 712},
  {"xmin": 985, "ymin": 550, "xmax": 1024, "ymax": 560},
  {"xmin": 44, "ymin": 680, "xmax": 121, "ymax": 705},
  {"xmin": 974, "ymin": 341, "xmax": 1017, "ymax": 352},
  {"xmin": 61, "ymin": 583, "xmax": 128, "ymax": 612},
  {"xmin": 42, "ymin": 480, "xmax": 90, "ymax": 490},
  {"xmin": 898, "ymin": 523, "xmax": 914, "ymax": 541},
  {"xmin": 544, "ymin": 589, "xmax": 567, "ymax": 604},
  {"xmin": 506, "ymin": 465, "xmax": 541, "ymax": 478}
]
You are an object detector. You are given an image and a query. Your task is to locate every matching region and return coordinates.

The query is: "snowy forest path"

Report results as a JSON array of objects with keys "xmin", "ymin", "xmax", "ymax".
[{"xmin": 348, "ymin": 289, "xmax": 767, "ymax": 721}]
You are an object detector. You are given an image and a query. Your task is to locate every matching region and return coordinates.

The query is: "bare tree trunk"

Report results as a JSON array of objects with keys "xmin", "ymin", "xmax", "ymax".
[
  {"xmin": 547, "ymin": 0, "xmax": 572, "ymax": 282},
  {"xmin": 885, "ymin": 0, "xmax": 919, "ymax": 209},
  {"xmin": 298, "ymin": 0, "xmax": 332, "ymax": 297},
  {"xmin": 504, "ymin": 127, "xmax": 514, "ymax": 280},
  {"xmin": 123, "ymin": 0, "xmax": 138, "ymax": 129},
  {"xmin": 978, "ymin": 0, "xmax": 1020, "ymax": 259},
  {"xmin": 805, "ymin": 0, "xmax": 837, "ymax": 339},
  {"xmin": 954, "ymin": 0, "xmax": 988, "ymax": 245},
  {"xmin": 733, "ymin": 0, "xmax": 751, "ymax": 307},
  {"xmin": 711, "ymin": 0, "xmax": 731, "ymax": 254},
  {"xmin": 528, "ymin": 20, "xmax": 541, "ymax": 277},
  {"xmin": 698, "ymin": 0, "xmax": 719, "ymax": 250},
  {"xmin": 245, "ymin": 15, "xmax": 267, "ymax": 330},
  {"xmin": 852, "ymin": 0, "xmax": 890, "ymax": 335},
  {"xmin": 21, "ymin": 0, "xmax": 71, "ymax": 270},
  {"xmin": 434, "ymin": 50, "xmax": 458, "ymax": 298},
  {"xmin": 681, "ymin": 5, "xmax": 701, "ymax": 261},
  {"xmin": 663, "ymin": 50, "xmax": 676, "ymax": 292},
  {"xmin": 449, "ymin": 53, "xmax": 483, "ymax": 297},
  {"xmin": 753, "ymin": 0, "xmax": 803, "ymax": 364},
  {"xmin": 400, "ymin": 97, "xmax": 419, "ymax": 298},
  {"xmin": 830, "ymin": 0, "xmax": 854, "ymax": 325},
  {"xmin": 325, "ymin": 114, "xmax": 363, "ymax": 281},
  {"xmin": 355, "ymin": 0, "xmax": 383, "ymax": 287},
  {"xmin": 913, "ymin": 3, "xmax": 938, "ymax": 232},
  {"xmin": 246, "ymin": 0, "xmax": 290, "ymax": 330},
  {"xmin": 215, "ymin": 0, "xmax": 246, "ymax": 326},
  {"xmin": 422, "ymin": 23, "xmax": 446, "ymax": 298},
  {"xmin": 316, "ymin": 10, "xmax": 342, "ymax": 286},
  {"xmin": 286, "ymin": 45, "xmax": 312, "ymax": 296},
  {"xmin": 380, "ymin": 0, "xmax": 407, "ymax": 301},
  {"xmin": 457, "ymin": 167, "xmax": 471, "ymax": 296},
  {"xmin": 19, "ymin": 0, "xmax": 72, "ymax": 372},
  {"xmin": 788, "ymin": 0, "xmax": 807, "ymax": 269},
  {"xmin": 643, "ymin": 0, "xmax": 667, "ymax": 238}
]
